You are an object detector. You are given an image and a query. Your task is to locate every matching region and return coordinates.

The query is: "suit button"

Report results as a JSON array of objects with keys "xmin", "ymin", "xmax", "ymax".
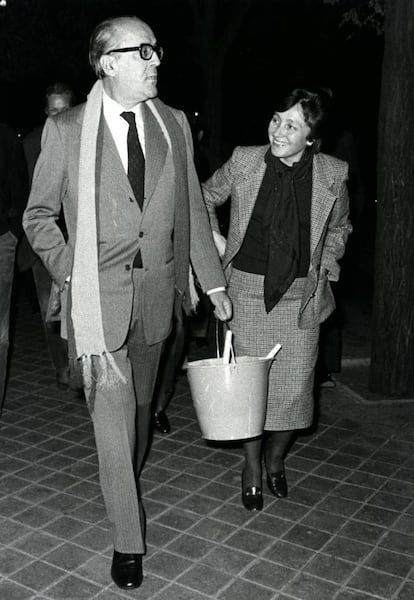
[
  {"xmin": 129, "ymin": 197, "xmax": 134, "ymax": 203},
  {"xmin": 139, "ymin": 231, "xmax": 144, "ymax": 238},
  {"xmin": 125, "ymin": 264, "xmax": 131, "ymax": 271}
]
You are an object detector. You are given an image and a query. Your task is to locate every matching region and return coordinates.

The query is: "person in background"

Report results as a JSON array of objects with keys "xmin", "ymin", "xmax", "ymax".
[
  {"xmin": 203, "ymin": 87, "xmax": 351, "ymax": 512},
  {"xmin": 23, "ymin": 82, "xmax": 76, "ymax": 178},
  {"xmin": 152, "ymin": 309, "xmax": 186, "ymax": 433},
  {"xmin": 0, "ymin": 122, "xmax": 28, "ymax": 415},
  {"xmin": 23, "ymin": 15, "xmax": 231, "ymax": 590},
  {"xmin": 18, "ymin": 82, "xmax": 75, "ymax": 390}
]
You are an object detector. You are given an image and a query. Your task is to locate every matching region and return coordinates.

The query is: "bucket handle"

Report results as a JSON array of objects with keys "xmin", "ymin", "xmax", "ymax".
[{"xmin": 215, "ymin": 320, "xmax": 236, "ymax": 365}]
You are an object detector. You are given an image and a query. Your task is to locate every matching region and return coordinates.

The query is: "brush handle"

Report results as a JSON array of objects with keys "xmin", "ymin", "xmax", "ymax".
[
  {"xmin": 222, "ymin": 330, "xmax": 233, "ymax": 364},
  {"xmin": 265, "ymin": 343, "xmax": 282, "ymax": 359}
]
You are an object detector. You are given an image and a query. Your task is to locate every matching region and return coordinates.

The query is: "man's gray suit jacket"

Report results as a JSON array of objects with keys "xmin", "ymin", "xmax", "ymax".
[{"xmin": 23, "ymin": 98, "xmax": 226, "ymax": 350}]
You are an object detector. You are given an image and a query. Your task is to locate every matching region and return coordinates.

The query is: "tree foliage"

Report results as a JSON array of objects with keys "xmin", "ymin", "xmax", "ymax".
[{"xmin": 323, "ymin": 0, "xmax": 383, "ymax": 35}]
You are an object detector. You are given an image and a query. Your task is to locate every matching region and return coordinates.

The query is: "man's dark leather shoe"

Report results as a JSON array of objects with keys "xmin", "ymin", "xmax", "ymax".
[
  {"xmin": 154, "ymin": 410, "xmax": 171, "ymax": 434},
  {"xmin": 266, "ymin": 470, "xmax": 288, "ymax": 498},
  {"xmin": 111, "ymin": 550, "xmax": 143, "ymax": 589},
  {"xmin": 241, "ymin": 486, "xmax": 263, "ymax": 511}
]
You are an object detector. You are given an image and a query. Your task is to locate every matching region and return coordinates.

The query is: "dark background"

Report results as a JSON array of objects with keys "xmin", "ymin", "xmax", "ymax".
[
  {"xmin": 0, "ymin": 0, "xmax": 382, "ymax": 169},
  {"xmin": 1, "ymin": 0, "xmax": 383, "ymax": 375},
  {"xmin": 1, "ymin": 0, "xmax": 382, "ymax": 276}
]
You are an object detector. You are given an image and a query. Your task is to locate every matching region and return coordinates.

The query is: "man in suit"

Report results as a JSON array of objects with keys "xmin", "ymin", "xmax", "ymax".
[
  {"xmin": 23, "ymin": 15, "xmax": 231, "ymax": 590},
  {"xmin": 0, "ymin": 123, "xmax": 28, "ymax": 415},
  {"xmin": 19, "ymin": 82, "xmax": 75, "ymax": 390}
]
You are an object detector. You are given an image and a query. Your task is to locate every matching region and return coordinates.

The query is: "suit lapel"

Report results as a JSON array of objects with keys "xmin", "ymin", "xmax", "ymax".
[
  {"xmin": 310, "ymin": 153, "xmax": 337, "ymax": 255},
  {"xmin": 142, "ymin": 103, "xmax": 168, "ymax": 206}
]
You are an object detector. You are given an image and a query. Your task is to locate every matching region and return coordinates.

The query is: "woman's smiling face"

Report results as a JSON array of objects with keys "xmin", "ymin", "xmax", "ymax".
[{"xmin": 268, "ymin": 102, "xmax": 312, "ymax": 166}]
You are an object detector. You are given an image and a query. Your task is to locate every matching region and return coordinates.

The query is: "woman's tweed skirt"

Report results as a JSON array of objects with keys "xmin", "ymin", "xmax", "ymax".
[{"xmin": 228, "ymin": 269, "xmax": 319, "ymax": 431}]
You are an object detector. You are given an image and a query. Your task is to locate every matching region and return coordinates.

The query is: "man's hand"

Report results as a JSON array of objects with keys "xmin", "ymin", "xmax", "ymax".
[{"xmin": 209, "ymin": 290, "xmax": 232, "ymax": 321}]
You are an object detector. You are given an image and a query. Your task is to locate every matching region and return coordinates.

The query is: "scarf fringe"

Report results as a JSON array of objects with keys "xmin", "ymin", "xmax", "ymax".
[
  {"xmin": 188, "ymin": 266, "xmax": 199, "ymax": 311},
  {"xmin": 81, "ymin": 352, "xmax": 127, "ymax": 389}
]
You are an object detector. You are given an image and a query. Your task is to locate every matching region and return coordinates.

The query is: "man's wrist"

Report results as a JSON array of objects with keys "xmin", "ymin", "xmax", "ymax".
[{"xmin": 206, "ymin": 286, "xmax": 226, "ymax": 295}]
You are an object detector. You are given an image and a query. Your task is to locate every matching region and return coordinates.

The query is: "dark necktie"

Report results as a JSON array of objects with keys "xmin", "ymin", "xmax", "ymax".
[{"xmin": 121, "ymin": 111, "xmax": 145, "ymax": 210}]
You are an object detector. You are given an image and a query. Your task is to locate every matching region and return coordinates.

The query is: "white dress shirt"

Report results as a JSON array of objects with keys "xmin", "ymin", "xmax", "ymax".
[{"xmin": 102, "ymin": 90, "xmax": 146, "ymax": 172}]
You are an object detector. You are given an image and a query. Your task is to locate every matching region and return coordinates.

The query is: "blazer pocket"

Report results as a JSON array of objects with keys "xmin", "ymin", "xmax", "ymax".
[{"xmin": 315, "ymin": 272, "xmax": 335, "ymax": 324}]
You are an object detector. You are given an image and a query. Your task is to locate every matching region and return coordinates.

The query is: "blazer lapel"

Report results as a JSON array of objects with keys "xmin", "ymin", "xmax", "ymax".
[
  {"xmin": 223, "ymin": 147, "xmax": 267, "ymax": 270},
  {"xmin": 237, "ymin": 148, "xmax": 267, "ymax": 239},
  {"xmin": 310, "ymin": 154, "xmax": 337, "ymax": 256},
  {"xmin": 142, "ymin": 103, "xmax": 168, "ymax": 205}
]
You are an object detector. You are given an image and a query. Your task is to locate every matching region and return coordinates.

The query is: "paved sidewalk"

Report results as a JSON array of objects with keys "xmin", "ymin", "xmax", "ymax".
[{"xmin": 0, "ymin": 299, "xmax": 413, "ymax": 600}]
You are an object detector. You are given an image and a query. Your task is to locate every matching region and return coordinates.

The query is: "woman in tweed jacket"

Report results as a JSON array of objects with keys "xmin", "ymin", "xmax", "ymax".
[{"xmin": 203, "ymin": 88, "xmax": 352, "ymax": 511}]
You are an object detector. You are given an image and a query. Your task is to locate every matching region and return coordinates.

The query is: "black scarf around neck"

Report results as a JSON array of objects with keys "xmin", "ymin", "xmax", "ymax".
[{"xmin": 263, "ymin": 147, "xmax": 313, "ymax": 313}]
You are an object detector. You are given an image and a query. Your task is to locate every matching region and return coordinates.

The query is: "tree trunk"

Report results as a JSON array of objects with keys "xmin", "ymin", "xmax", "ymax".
[{"xmin": 369, "ymin": 0, "xmax": 414, "ymax": 395}]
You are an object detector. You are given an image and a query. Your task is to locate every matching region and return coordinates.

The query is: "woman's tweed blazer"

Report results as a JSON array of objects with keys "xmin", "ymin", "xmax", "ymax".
[{"xmin": 203, "ymin": 145, "xmax": 352, "ymax": 329}]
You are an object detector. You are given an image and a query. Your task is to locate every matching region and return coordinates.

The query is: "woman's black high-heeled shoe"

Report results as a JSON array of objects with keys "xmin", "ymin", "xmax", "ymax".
[
  {"xmin": 241, "ymin": 468, "xmax": 263, "ymax": 511},
  {"xmin": 241, "ymin": 485, "xmax": 263, "ymax": 511},
  {"xmin": 266, "ymin": 469, "xmax": 288, "ymax": 498}
]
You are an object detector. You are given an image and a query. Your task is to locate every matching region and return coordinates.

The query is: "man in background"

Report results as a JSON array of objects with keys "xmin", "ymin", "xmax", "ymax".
[
  {"xmin": 0, "ymin": 122, "xmax": 28, "ymax": 415},
  {"xmin": 23, "ymin": 82, "xmax": 76, "ymax": 177},
  {"xmin": 18, "ymin": 82, "xmax": 75, "ymax": 389}
]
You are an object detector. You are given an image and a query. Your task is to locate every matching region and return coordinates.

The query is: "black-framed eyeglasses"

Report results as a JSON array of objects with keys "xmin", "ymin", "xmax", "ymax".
[{"xmin": 107, "ymin": 43, "xmax": 163, "ymax": 61}]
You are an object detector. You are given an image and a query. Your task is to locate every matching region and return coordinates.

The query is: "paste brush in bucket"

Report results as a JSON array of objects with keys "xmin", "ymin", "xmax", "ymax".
[
  {"xmin": 264, "ymin": 343, "xmax": 282, "ymax": 360},
  {"xmin": 187, "ymin": 328, "xmax": 282, "ymax": 440},
  {"xmin": 222, "ymin": 329, "xmax": 234, "ymax": 364}
]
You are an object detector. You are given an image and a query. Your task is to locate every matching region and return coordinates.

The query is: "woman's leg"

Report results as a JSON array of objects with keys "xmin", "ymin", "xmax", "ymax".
[
  {"xmin": 265, "ymin": 429, "xmax": 294, "ymax": 473},
  {"xmin": 265, "ymin": 429, "xmax": 294, "ymax": 498},
  {"xmin": 242, "ymin": 436, "xmax": 263, "ymax": 487},
  {"xmin": 241, "ymin": 436, "xmax": 264, "ymax": 510}
]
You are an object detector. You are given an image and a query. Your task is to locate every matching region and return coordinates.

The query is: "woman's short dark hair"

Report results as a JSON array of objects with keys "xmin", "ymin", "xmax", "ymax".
[{"xmin": 275, "ymin": 87, "xmax": 332, "ymax": 148}]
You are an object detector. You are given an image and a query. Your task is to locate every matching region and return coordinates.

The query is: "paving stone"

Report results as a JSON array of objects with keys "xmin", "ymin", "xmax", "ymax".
[{"xmin": 2, "ymin": 296, "xmax": 414, "ymax": 599}]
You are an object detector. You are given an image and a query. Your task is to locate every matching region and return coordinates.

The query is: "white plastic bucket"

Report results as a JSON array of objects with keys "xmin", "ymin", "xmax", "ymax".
[{"xmin": 187, "ymin": 356, "xmax": 272, "ymax": 441}]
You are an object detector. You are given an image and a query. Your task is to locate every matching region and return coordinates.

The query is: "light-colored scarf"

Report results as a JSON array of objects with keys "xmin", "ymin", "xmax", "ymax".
[
  {"xmin": 71, "ymin": 80, "xmax": 124, "ymax": 388},
  {"xmin": 71, "ymin": 81, "xmax": 197, "ymax": 388}
]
